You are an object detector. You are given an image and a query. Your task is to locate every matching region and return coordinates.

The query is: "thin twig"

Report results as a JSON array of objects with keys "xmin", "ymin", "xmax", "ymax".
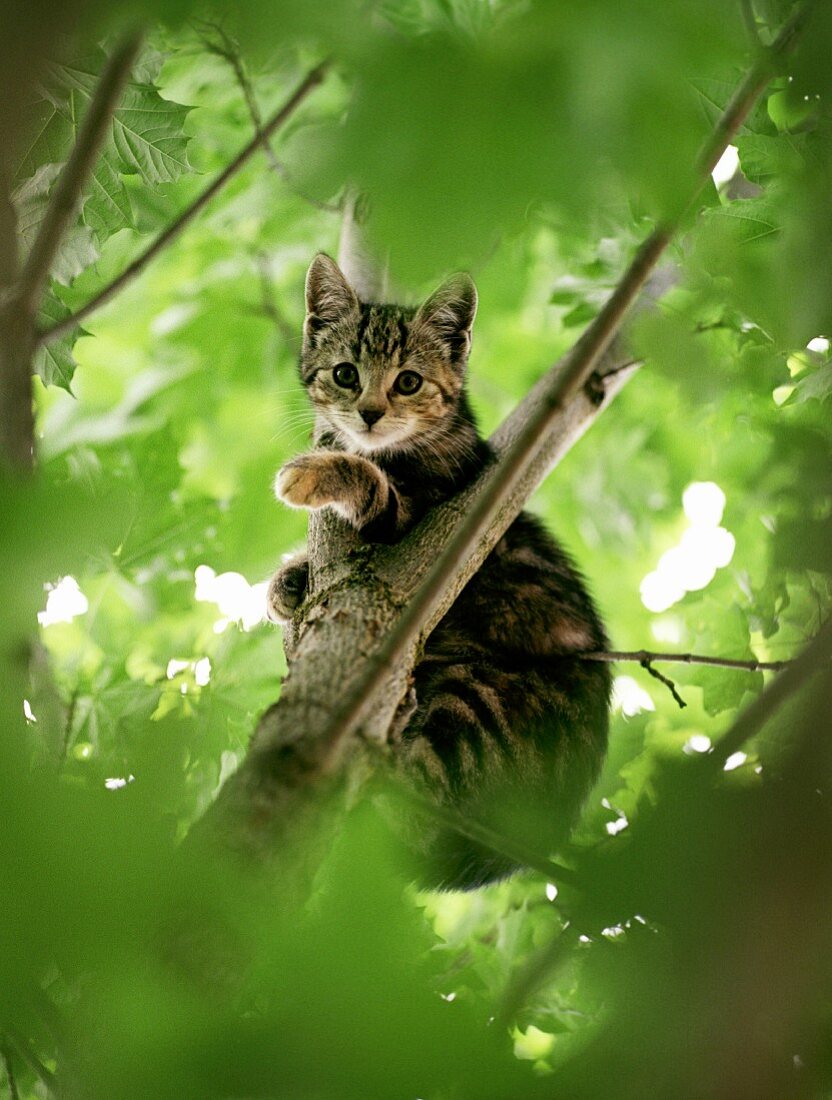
[
  {"xmin": 641, "ymin": 658, "xmax": 687, "ymax": 709},
  {"xmin": 581, "ymin": 649, "xmax": 792, "ymax": 673},
  {"xmin": 17, "ymin": 30, "xmax": 143, "ymax": 320},
  {"xmin": 36, "ymin": 60, "xmax": 331, "ymax": 344},
  {"xmin": 197, "ymin": 22, "xmax": 342, "ymax": 214},
  {"xmin": 709, "ymin": 618, "xmax": 832, "ymax": 769},
  {"xmin": 196, "ymin": 21, "xmax": 283, "ymax": 173},
  {"xmin": 595, "ymin": 357, "xmax": 639, "ymax": 381}
]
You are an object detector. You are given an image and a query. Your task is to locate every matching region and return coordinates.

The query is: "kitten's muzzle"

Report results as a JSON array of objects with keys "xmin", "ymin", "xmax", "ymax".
[{"xmin": 360, "ymin": 408, "xmax": 384, "ymax": 427}]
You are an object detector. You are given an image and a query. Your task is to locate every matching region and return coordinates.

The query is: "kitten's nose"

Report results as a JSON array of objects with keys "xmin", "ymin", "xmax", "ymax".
[{"xmin": 360, "ymin": 409, "xmax": 384, "ymax": 427}]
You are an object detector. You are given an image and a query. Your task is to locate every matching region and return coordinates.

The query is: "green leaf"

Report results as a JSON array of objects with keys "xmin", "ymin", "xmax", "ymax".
[
  {"xmin": 692, "ymin": 75, "xmax": 772, "ymax": 136},
  {"xmin": 735, "ymin": 133, "xmax": 806, "ymax": 184},
  {"xmin": 111, "ymin": 83, "xmax": 193, "ymax": 184},
  {"xmin": 14, "ymin": 98, "xmax": 74, "ymax": 181},
  {"xmin": 33, "ymin": 292, "xmax": 83, "ymax": 392},
  {"xmin": 84, "ymin": 154, "xmax": 135, "ymax": 239},
  {"xmin": 132, "ymin": 44, "xmax": 168, "ymax": 86},
  {"xmin": 14, "ymin": 46, "xmax": 187, "ymax": 254},
  {"xmin": 705, "ymin": 197, "xmax": 782, "ymax": 243},
  {"xmin": 693, "ymin": 665, "xmax": 764, "ymax": 716},
  {"xmin": 12, "ymin": 163, "xmax": 101, "ymax": 284}
]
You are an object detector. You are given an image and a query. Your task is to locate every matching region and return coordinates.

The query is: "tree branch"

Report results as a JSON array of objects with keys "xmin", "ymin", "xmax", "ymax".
[
  {"xmin": 1, "ymin": 31, "xmax": 141, "ymax": 472},
  {"xmin": 0, "ymin": 153, "xmax": 31, "ymax": 471},
  {"xmin": 16, "ymin": 30, "xmax": 143, "ymax": 321},
  {"xmin": 36, "ymin": 60, "xmax": 331, "ymax": 345},
  {"xmin": 582, "ymin": 649, "xmax": 792, "ymax": 673},
  {"xmin": 193, "ymin": 9, "xmax": 810, "ymax": 868},
  {"xmin": 578, "ymin": 646, "xmax": 799, "ymax": 710},
  {"xmin": 197, "ymin": 23, "xmax": 340, "ymax": 213},
  {"xmin": 640, "ymin": 659, "xmax": 688, "ymax": 709}
]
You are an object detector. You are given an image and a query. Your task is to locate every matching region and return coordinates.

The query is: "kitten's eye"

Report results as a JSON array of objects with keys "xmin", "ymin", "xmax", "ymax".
[
  {"xmin": 393, "ymin": 370, "xmax": 423, "ymax": 395},
  {"xmin": 333, "ymin": 363, "xmax": 359, "ymax": 389}
]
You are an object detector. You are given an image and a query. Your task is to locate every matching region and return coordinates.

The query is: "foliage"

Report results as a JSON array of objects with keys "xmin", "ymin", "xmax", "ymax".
[{"xmin": 2, "ymin": 1, "xmax": 832, "ymax": 1097}]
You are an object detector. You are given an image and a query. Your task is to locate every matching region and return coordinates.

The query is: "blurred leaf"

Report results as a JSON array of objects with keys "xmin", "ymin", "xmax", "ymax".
[
  {"xmin": 33, "ymin": 291, "xmax": 84, "ymax": 391},
  {"xmin": 791, "ymin": 361, "xmax": 832, "ymax": 404},
  {"xmin": 12, "ymin": 164, "xmax": 101, "ymax": 284}
]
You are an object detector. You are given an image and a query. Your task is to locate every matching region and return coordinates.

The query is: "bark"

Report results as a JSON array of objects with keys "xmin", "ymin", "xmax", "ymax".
[{"xmin": 0, "ymin": 159, "xmax": 33, "ymax": 473}]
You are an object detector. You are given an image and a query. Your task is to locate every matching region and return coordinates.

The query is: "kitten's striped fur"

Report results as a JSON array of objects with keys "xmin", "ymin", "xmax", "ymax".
[{"xmin": 269, "ymin": 254, "xmax": 610, "ymax": 889}]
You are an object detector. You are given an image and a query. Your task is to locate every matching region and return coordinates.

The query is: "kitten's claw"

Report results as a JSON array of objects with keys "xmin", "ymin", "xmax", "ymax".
[{"xmin": 266, "ymin": 558, "xmax": 309, "ymax": 622}]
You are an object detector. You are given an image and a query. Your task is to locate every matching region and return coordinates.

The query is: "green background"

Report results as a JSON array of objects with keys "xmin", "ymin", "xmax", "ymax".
[{"xmin": 2, "ymin": 1, "xmax": 831, "ymax": 1096}]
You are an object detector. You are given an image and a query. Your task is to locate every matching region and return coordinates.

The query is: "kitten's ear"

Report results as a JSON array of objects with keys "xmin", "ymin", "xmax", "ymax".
[
  {"xmin": 414, "ymin": 273, "xmax": 478, "ymax": 363},
  {"xmin": 305, "ymin": 253, "xmax": 359, "ymax": 336}
]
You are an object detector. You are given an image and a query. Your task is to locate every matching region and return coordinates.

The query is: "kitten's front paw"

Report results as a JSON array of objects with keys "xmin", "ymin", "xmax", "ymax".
[
  {"xmin": 275, "ymin": 454, "xmax": 341, "ymax": 511},
  {"xmin": 274, "ymin": 452, "xmax": 388, "ymax": 528},
  {"xmin": 266, "ymin": 558, "xmax": 309, "ymax": 623}
]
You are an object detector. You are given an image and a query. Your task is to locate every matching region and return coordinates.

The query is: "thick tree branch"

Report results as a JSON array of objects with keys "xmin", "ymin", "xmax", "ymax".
[
  {"xmin": 36, "ymin": 60, "xmax": 331, "ymax": 344},
  {"xmin": 193, "ymin": 9, "xmax": 810, "ymax": 868},
  {"xmin": 17, "ymin": 31, "xmax": 143, "ymax": 321}
]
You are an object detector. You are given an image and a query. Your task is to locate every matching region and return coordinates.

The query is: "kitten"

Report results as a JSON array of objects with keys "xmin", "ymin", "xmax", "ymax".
[{"xmin": 268, "ymin": 253, "xmax": 610, "ymax": 889}]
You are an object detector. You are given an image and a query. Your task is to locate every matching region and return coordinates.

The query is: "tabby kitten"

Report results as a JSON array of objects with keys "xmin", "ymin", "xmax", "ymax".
[{"xmin": 268, "ymin": 253, "xmax": 610, "ymax": 890}]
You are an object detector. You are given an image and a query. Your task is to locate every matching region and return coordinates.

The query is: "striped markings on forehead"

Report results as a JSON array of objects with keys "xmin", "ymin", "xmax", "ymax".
[{"xmin": 354, "ymin": 304, "xmax": 413, "ymax": 362}]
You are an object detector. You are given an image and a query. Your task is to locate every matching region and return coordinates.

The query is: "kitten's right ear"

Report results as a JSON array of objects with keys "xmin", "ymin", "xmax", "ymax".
[
  {"xmin": 305, "ymin": 253, "xmax": 359, "ymax": 338},
  {"xmin": 414, "ymin": 272, "xmax": 478, "ymax": 365}
]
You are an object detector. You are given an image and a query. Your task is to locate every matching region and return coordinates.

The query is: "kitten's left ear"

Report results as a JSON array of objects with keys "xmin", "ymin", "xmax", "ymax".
[
  {"xmin": 414, "ymin": 273, "xmax": 478, "ymax": 364},
  {"xmin": 304, "ymin": 253, "xmax": 360, "ymax": 338}
]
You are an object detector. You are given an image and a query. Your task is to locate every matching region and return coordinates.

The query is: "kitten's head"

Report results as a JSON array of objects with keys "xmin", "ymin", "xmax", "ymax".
[{"xmin": 299, "ymin": 253, "xmax": 477, "ymax": 454}]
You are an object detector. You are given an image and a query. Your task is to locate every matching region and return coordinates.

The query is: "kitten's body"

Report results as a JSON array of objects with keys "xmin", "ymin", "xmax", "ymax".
[{"xmin": 269, "ymin": 255, "xmax": 610, "ymax": 889}]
